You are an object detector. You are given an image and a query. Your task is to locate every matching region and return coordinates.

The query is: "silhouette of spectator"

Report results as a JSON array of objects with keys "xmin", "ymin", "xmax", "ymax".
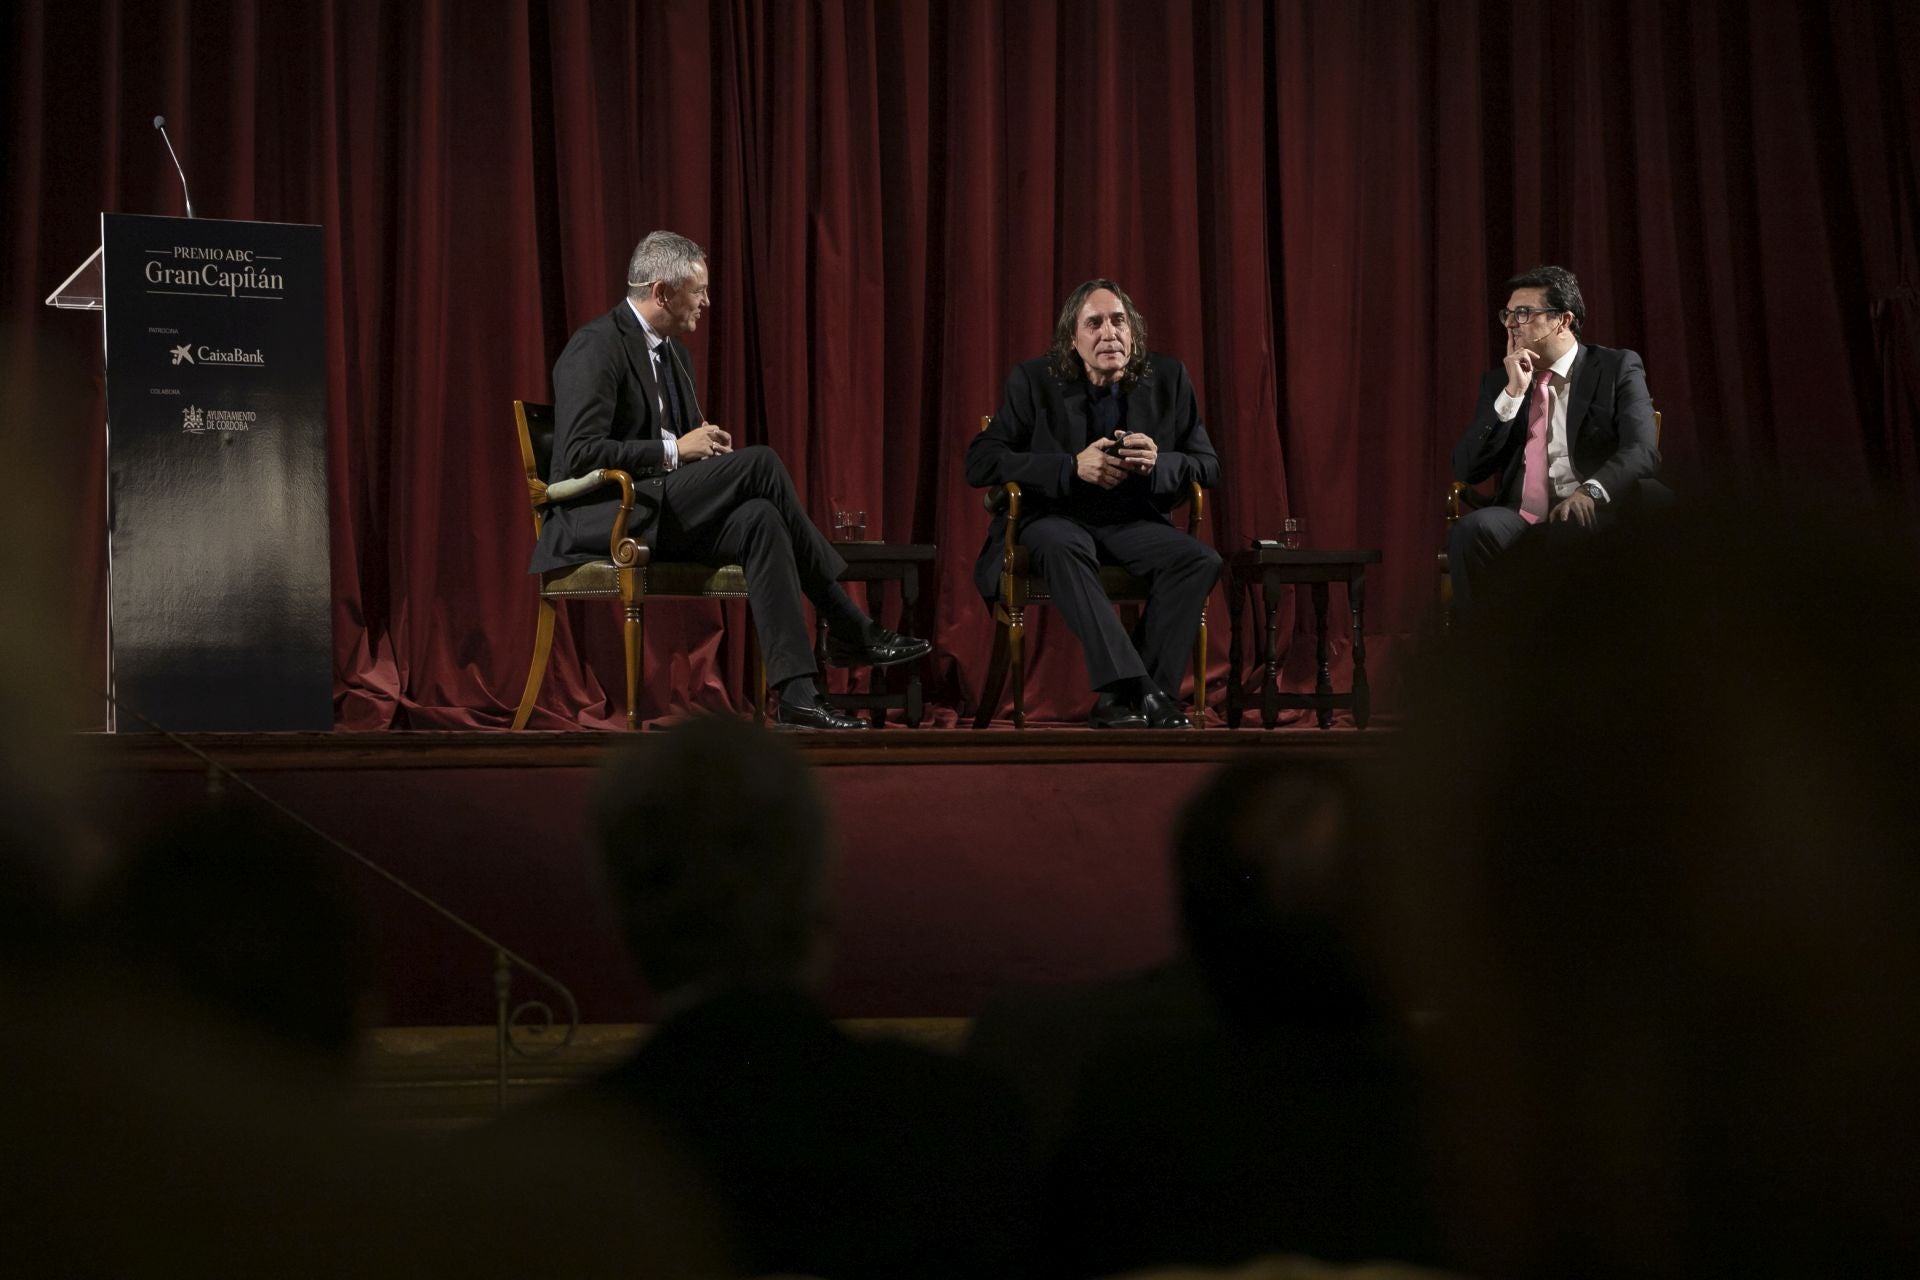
[
  {"xmin": 585, "ymin": 714, "xmax": 1033, "ymax": 1278},
  {"xmin": 24, "ymin": 798, "xmax": 732, "ymax": 1277},
  {"xmin": 93, "ymin": 798, "xmax": 374, "ymax": 1068},
  {"xmin": 1368, "ymin": 496, "xmax": 1920, "ymax": 1278},
  {"xmin": 0, "ymin": 353, "xmax": 727, "ymax": 1277},
  {"xmin": 971, "ymin": 758, "xmax": 1440, "ymax": 1276},
  {"xmin": 0, "ymin": 325, "xmax": 100, "ymax": 976}
]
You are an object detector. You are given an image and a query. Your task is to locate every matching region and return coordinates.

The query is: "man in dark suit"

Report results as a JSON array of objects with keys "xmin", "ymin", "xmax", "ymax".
[
  {"xmin": 966, "ymin": 279, "xmax": 1221, "ymax": 728},
  {"xmin": 966, "ymin": 757, "xmax": 1439, "ymax": 1276},
  {"xmin": 1449, "ymin": 264, "xmax": 1661, "ymax": 611},
  {"xmin": 588, "ymin": 715, "xmax": 1034, "ymax": 1278},
  {"xmin": 529, "ymin": 230, "xmax": 927, "ymax": 729}
]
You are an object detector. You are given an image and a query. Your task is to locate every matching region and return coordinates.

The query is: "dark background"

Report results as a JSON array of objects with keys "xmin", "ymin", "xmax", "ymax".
[{"xmin": 8, "ymin": 0, "xmax": 1917, "ymax": 730}]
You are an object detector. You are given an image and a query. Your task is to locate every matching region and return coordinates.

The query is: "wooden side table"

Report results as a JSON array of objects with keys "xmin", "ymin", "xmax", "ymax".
[
  {"xmin": 1226, "ymin": 548, "xmax": 1381, "ymax": 729},
  {"xmin": 813, "ymin": 541, "xmax": 937, "ymax": 727}
]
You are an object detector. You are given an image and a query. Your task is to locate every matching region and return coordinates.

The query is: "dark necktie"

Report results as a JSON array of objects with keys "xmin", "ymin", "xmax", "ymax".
[{"xmin": 657, "ymin": 341, "xmax": 688, "ymax": 436}]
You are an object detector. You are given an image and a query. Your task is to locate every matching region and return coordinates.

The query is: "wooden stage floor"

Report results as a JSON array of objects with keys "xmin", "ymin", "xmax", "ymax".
[{"xmin": 85, "ymin": 722, "xmax": 1392, "ymax": 770}]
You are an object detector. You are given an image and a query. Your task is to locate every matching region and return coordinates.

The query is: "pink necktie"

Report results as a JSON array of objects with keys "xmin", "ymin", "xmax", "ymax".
[{"xmin": 1518, "ymin": 371, "xmax": 1553, "ymax": 524}]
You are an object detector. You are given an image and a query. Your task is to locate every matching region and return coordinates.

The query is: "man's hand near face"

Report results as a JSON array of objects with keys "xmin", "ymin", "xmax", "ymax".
[
  {"xmin": 678, "ymin": 422, "xmax": 732, "ymax": 462},
  {"xmin": 1503, "ymin": 330, "xmax": 1537, "ymax": 398}
]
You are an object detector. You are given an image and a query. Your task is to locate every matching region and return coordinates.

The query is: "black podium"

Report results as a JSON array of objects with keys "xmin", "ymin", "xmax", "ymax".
[{"xmin": 49, "ymin": 213, "xmax": 331, "ymax": 731}]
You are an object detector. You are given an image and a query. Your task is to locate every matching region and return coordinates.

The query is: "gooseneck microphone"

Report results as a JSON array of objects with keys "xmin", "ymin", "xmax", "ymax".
[{"xmin": 152, "ymin": 115, "xmax": 196, "ymax": 219}]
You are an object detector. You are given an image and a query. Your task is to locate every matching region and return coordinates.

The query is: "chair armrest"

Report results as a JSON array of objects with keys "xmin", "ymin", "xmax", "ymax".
[
  {"xmin": 533, "ymin": 467, "xmax": 648, "ymax": 566},
  {"xmin": 545, "ymin": 468, "xmax": 619, "ymax": 503},
  {"xmin": 592, "ymin": 470, "xmax": 649, "ymax": 568},
  {"xmin": 1185, "ymin": 481, "xmax": 1205, "ymax": 533},
  {"xmin": 1447, "ymin": 481, "xmax": 1492, "ymax": 522},
  {"xmin": 998, "ymin": 482, "xmax": 1025, "ymax": 577}
]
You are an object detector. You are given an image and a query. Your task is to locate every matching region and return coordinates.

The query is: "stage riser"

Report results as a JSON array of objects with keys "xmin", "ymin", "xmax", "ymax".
[
  {"xmin": 89, "ymin": 730, "xmax": 1383, "ymax": 1023},
  {"xmin": 92, "ymin": 758, "xmax": 1240, "ymax": 1022}
]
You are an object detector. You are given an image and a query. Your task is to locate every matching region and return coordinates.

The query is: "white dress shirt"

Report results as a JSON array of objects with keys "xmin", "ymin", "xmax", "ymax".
[
  {"xmin": 627, "ymin": 298, "xmax": 680, "ymax": 471},
  {"xmin": 1492, "ymin": 342, "xmax": 1607, "ymax": 502}
]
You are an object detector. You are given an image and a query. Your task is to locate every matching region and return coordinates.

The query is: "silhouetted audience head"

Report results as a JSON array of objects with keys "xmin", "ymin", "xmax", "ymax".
[
  {"xmin": 1370, "ymin": 495, "xmax": 1920, "ymax": 1277},
  {"xmin": 594, "ymin": 714, "xmax": 832, "ymax": 998},
  {"xmin": 0, "ymin": 325, "xmax": 99, "ymax": 974},
  {"xmin": 95, "ymin": 796, "xmax": 373, "ymax": 1063},
  {"xmin": 1175, "ymin": 757, "xmax": 1382, "ymax": 1033}
]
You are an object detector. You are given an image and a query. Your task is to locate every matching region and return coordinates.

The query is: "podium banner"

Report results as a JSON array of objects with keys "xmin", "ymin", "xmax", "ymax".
[{"xmin": 102, "ymin": 212, "xmax": 332, "ymax": 731}]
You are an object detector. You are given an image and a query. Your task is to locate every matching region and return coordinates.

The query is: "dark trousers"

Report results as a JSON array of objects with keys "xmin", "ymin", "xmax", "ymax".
[
  {"xmin": 1020, "ymin": 514, "xmax": 1221, "ymax": 700},
  {"xmin": 1448, "ymin": 503, "xmax": 1615, "ymax": 612},
  {"xmin": 654, "ymin": 446, "xmax": 846, "ymax": 686},
  {"xmin": 1450, "ymin": 478, "xmax": 1675, "ymax": 613}
]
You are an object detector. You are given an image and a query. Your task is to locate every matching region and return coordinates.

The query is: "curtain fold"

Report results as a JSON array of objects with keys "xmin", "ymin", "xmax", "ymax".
[{"xmin": 6, "ymin": 0, "xmax": 1916, "ymax": 730}]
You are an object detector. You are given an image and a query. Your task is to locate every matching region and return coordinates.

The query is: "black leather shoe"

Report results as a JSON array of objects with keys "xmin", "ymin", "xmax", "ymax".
[
  {"xmin": 824, "ymin": 626, "xmax": 932, "ymax": 668},
  {"xmin": 1140, "ymin": 690, "xmax": 1192, "ymax": 729},
  {"xmin": 774, "ymin": 695, "xmax": 870, "ymax": 730},
  {"xmin": 1088, "ymin": 692, "xmax": 1148, "ymax": 729}
]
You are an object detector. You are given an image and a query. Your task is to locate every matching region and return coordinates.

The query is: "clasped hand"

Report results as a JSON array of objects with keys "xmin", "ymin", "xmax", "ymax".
[
  {"xmin": 679, "ymin": 421, "xmax": 732, "ymax": 461},
  {"xmin": 1076, "ymin": 432, "xmax": 1157, "ymax": 490}
]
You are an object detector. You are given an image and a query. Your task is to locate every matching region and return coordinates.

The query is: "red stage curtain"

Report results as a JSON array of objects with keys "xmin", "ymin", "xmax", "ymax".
[{"xmin": 5, "ymin": 0, "xmax": 1917, "ymax": 730}]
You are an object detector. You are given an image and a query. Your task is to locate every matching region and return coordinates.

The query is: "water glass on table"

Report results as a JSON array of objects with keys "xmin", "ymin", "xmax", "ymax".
[{"xmin": 831, "ymin": 501, "xmax": 868, "ymax": 543}]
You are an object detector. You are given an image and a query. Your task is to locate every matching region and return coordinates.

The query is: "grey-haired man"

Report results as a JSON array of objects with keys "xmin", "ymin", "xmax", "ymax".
[{"xmin": 530, "ymin": 231, "xmax": 926, "ymax": 728}]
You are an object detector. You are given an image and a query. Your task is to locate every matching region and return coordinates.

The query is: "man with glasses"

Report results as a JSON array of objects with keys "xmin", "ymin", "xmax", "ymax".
[
  {"xmin": 1449, "ymin": 265, "xmax": 1661, "ymax": 613},
  {"xmin": 529, "ymin": 230, "xmax": 928, "ymax": 729}
]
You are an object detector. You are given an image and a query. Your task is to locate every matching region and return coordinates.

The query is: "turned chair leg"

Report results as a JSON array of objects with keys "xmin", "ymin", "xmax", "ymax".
[
  {"xmin": 513, "ymin": 598, "xmax": 558, "ymax": 730},
  {"xmin": 1192, "ymin": 606, "xmax": 1208, "ymax": 729},
  {"xmin": 1006, "ymin": 606, "xmax": 1027, "ymax": 730},
  {"xmin": 623, "ymin": 601, "xmax": 645, "ymax": 731},
  {"xmin": 748, "ymin": 617, "xmax": 767, "ymax": 725},
  {"xmin": 974, "ymin": 607, "xmax": 1013, "ymax": 729}
]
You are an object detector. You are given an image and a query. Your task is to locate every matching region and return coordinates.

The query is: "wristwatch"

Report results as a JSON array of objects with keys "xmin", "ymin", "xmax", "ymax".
[{"xmin": 1580, "ymin": 480, "xmax": 1608, "ymax": 504}]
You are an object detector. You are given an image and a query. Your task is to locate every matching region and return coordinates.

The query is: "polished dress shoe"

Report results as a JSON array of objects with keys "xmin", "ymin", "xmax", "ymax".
[
  {"xmin": 823, "ymin": 625, "xmax": 932, "ymax": 668},
  {"xmin": 1139, "ymin": 690, "xmax": 1192, "ymax": 729},
  {"xmin": 774, "ymin": 695, "xmax": 869, "ymax": 730},
  {"xmin": 1088, "ymin": 692, "xmax": 1148, "ymax": 729}
]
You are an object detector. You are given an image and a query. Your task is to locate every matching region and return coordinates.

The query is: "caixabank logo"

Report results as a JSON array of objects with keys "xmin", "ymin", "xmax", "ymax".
[
  {"xmin": 168, "ymin": 339, "xmax": 265, "ymax": 367},
  {"xmin": 181, "ymin": 405, "xmax": 257, "ymax": 435}
]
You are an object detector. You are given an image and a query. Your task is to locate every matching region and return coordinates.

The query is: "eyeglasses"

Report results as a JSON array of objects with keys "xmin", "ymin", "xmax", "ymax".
[{"xmin": 1497, "ymin": 306, "xmax": 1564, "ymax": 326}]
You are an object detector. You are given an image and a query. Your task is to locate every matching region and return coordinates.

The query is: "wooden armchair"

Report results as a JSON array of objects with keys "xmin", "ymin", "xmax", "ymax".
[
  {"xmin": 511, "ymin": 400, "xmax": 764, "ymax": 730},
  {"xmin": 1439, "ymin": 409, "xmax": 1662, "ymax": 619},
  {"xmin": 972, "ymin": 415, "xmax": 1209, "ymax": 729}
]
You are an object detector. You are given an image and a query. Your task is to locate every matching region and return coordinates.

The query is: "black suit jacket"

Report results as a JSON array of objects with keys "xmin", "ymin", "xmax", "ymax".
[
  {"xmin": 968, "ymin": 961, "xmax": 1439, "ymax": 1276},
  {"xmin": 529, "ymin": 302, "xmax": 695, "ymax": 573},
  {"xmin": 598, "ymin": 987, "xmax": 1035, "ymax": 1279},
  {"xmin": 1453, "ymin": 342, "xmax": 1659, "ymax": 507},
  {"xmin": 965, "ymin": 353, "xmax": 1220, "ymax": 600}
]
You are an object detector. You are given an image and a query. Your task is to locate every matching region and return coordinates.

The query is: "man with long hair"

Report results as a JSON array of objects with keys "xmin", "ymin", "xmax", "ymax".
[{"xmin": 966, "ymin": 279, "xmax": 1220, "ymax": 728}]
